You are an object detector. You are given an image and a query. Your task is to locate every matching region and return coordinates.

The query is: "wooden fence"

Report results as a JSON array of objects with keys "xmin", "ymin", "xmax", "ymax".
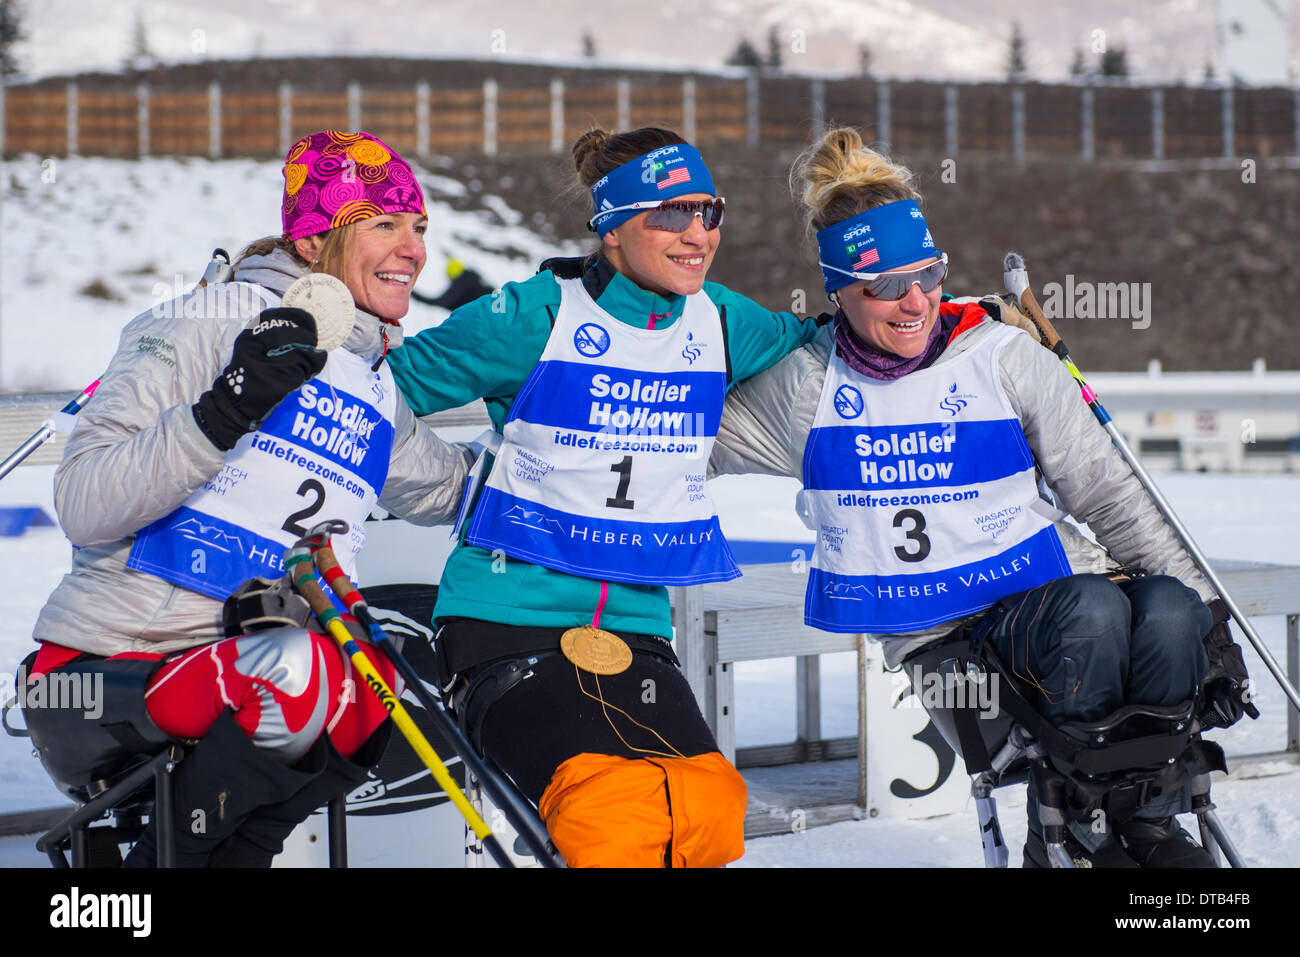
[{"xmin": 2, "ymin": 73, "xmax": 1298, "ymax": 161}]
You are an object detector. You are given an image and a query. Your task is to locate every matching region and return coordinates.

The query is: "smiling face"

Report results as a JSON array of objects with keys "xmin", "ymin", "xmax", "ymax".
[
  {"xmin": 296, "ymin": 212, "xmax": 428, "ymax": 322},
  {"xmin": 838, "ymin": 256, "xmax": 944, "ymax": 358},
  {"xmin": 602, "ymin": 192, "xmax": 720, "ymax": 298}
]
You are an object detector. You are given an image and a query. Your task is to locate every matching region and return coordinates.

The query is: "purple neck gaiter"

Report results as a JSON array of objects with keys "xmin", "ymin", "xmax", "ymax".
[{"xmin": 833, "ymin": 309, "xmax": 956, "ymax": 382}]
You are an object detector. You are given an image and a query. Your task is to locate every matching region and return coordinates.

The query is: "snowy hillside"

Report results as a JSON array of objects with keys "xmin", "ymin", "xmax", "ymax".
[{"xmin": 0, "ymin": 155, "xmax": 580, "ymax": 392}]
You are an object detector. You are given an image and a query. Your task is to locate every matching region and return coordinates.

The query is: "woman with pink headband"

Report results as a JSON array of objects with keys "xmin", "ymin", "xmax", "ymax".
[{"xmin": 23, "ymin": 130, "xmax": 470, "ymax": 867}]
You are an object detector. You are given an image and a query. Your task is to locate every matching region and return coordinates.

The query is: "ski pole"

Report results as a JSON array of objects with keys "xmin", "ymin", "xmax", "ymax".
[
  {"xmin": 303, "ymin": 522, "xmax": 566, "ymax": 868},
  {"xmin": 1002, "ymin": 251, "xmax": 1300, "ymax": 718},
  {"xmin": 0, "ymin": 381, "xmax": 100, "ymax": 483},
  {"xmin": 284, "ymin": 522, "xmax": 516, "ymax": 868}
]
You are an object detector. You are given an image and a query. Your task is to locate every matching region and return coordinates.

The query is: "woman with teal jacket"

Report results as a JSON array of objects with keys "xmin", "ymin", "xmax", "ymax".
[{"xmin": 389, "ymin": 127, "xmax": 821, "ymax": 867}]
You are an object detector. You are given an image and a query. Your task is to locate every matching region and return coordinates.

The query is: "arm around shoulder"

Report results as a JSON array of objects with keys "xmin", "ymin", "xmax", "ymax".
[
  {"xmin": 711, "ymin": 327, "xmax": 829, "ymax": 480},
  {"xmin": 378, "ymin": 398, "xmax": 475, "ymax": 525}
]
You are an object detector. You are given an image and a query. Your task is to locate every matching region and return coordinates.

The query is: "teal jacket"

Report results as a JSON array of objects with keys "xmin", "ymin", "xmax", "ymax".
[{"xmin": 389, "ymin": 256, "xmax": 822, "ymax": 638}]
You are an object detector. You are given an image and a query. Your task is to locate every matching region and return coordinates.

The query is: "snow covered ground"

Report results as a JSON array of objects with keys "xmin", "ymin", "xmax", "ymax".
[
  {"xmin": 1, "ymin": 466, "xmax": 1297, "ymax": 866},
  {"xmin": 0, "ymin": 155, "xmax": 579, "ymax": 392}
]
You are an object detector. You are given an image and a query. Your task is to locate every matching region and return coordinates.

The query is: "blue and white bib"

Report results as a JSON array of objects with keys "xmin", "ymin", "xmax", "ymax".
[
  {"xmin": 467, "ymin": 277, "xmax": 739, "ymax": 585},
  {"xmin": 128, "ymin": 317, "xmax": 397, "ymax": 600},
  {"xmin": 800, "ymin": 322, "xmax": 1070, "ymax": 633}
]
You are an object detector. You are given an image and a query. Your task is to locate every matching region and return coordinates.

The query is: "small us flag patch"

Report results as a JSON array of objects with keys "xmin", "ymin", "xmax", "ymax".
[
  {"xmin": 852, "ymin": 247, "xmax": 880, "ymax": 270},
  {"xmin": 658, "ymin": 167, "xmax": 691, "ymax": 190}
]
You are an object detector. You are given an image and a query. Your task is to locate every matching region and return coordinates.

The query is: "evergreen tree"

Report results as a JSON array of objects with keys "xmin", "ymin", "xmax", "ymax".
[
  {"xmin": 1006, "ymin": 21, "xmax": 1027, "ymax": 80},
  {"xmin": 1069, "ymin": 48, "xmax": 1087, "ymax": 78},
  {"xmin": 858, "ymin": 43, "xmax": 872, "ymax": 78},
  {"xmin": 1099, "ymin": 45, "xmax": 1128, "ymax": 77},
  {"xmin": 582, "ymin": 30, "xmax": 596, "ymax": 59},
  {"xmin": 726, "ymin": 37, "xmax": 762, "ymax": 69},
  {"xmin": 766, "ymin": 25, "xmax": 782, "ymax": 70},
  {"xmin": 127, "ymin": 7, "xmax": 156, "ymax": 70},
  {"xmin": 0, "ymin": 0, "xmax": 25, "ymax": 78}
]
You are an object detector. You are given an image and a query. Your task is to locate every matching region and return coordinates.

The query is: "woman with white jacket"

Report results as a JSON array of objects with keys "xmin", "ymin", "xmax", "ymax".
[
  {"xmin": 25, "ymin": 130, "xmax": 470, "ymax": 867},
  {"xmin": 710, "ymin": 128, "xmax": 1240, "ymax": 868}
]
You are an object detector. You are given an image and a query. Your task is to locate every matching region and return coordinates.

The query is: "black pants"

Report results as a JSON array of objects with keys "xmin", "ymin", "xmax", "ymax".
[
  {"xmin": 978, "ymin": 573, "xmax": 1211, "ymax": 823},
  {"xmin": 436, "ymin": 619, "xmax": 721, "ymax": 805}
]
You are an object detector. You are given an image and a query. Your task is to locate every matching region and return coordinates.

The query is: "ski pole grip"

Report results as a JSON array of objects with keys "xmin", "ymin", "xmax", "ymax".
[
  {"xmin": 1002, "ymin": 251, "xmax": 1064, "ymax": 352},
  {"xmin": 310, "ymin": 544, "xmax": 364, "ymax": 610}
]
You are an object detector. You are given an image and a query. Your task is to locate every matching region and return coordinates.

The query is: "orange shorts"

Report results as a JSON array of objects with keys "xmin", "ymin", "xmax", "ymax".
[{"xmin": 538, "ymin": 750, "xmax": 747, "ymax": 868}]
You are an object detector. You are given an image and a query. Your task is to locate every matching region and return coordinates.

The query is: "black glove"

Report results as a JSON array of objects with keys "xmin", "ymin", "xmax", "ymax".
[
  {"xmin": 1196, "ymin": 598, "xmax": 1261, "ymax": 730},
  {"xmin": 193, "ymin": 307, "xmax": 326, "ymax": 451}
]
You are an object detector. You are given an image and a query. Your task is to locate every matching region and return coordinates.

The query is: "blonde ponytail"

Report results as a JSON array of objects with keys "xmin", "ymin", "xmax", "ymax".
[{"xmin": 792, "ymin": 127, "xmax": 919, "ymax": 235}]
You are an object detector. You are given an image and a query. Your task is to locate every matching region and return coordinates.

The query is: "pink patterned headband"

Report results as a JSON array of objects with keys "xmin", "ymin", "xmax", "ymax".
[{"xmin": 281, "ymin": 130, "xmax": 426, "ymax": 241}]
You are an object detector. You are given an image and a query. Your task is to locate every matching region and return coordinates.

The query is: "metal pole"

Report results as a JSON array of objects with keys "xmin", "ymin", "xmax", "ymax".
[
  {"xmin": 1081, "ymin": 86, "xmax": 1094, "ymax": 161},
  {"xmin": 810, "ymin": 78, "xmax": 825, "ymax": 138},
  {"xmin": 1222, "ymin": 86, "xmax": 1234, "ymax": 159},
  {"xmin": 550, "ymin": 77, "xmax": 564, "ymax": 154},
  {"xmin": 876, "ymin": 80, "xmax": 891, "ymax": 152},
  {"xmin": 208, "ymin": 81, "xmax": 221, "ymax": 159},
  {"xmin": 66, "ymin": 82, "xmax": 78, "ymax": 155},
  {"xmin": 1011, "ymin": 86, "xmax": 1025, "ymax": 163},
  {"xmin": 347, "ymin": 80, "xmax": 361, "ymax": 132},
  {"xmin": 617, "ymin": 76, "xmax": 630, "ymax": 131},
  {"xmin": 278, "ymin": 81, "xmax": 292, "ymax": 157},
  {"xmin": 1294, "ymin": 86, "xmax": 1300, "ymax": 158},
  {"xmin": 416, "ymin": 81, "xmax": 430, "ymax": 158},
  {"xmin": 944, "ymin": 84, "xmax": 958, "ymax": 156},
  {"xmin": 1151, "ymin": 88, "xmax": 1164, "ymax": 160},
  {"xmin": 137, "ymin": 83, "xmax": 149, "ymax": 158},
  {"xmin": 483, "ymin": 78, "xmax": 497, "ymax": 157},
  {"xmin": 682, "ymin": 76, "xmax": 696, "ymax": 144},
  {"xmin": 746, "ymin": 73, "xmax": 759, "ymax": 146}
]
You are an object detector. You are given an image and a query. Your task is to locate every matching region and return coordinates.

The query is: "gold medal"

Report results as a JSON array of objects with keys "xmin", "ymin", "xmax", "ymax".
[{"xmin": 561, "ymin": 625, "xmax": 632, "ymax": 675}]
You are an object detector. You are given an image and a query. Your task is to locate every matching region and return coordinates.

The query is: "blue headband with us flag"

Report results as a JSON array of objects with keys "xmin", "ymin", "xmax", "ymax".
[
  {"xmin": 815, "ymin": 199, "xmax": 944, "ymax": 294},
  {"xmin": 588, "ymin": 144, "xmax": 717, "ymax": 236}
]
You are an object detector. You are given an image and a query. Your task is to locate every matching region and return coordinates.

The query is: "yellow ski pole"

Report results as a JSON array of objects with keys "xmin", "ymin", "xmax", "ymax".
[{"xmin": 285, "ymin": 523, "xmax": 514, "ymax": 868}]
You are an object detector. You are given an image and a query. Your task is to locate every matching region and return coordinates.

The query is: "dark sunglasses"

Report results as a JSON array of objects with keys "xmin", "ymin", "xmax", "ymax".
[
  {"xmin": 588, "ymin": 197, "xmax": 726, "ymax": 233},
  {"xmin": 855, "ymin": 256, "xmax": 948, "ymax": 301}
]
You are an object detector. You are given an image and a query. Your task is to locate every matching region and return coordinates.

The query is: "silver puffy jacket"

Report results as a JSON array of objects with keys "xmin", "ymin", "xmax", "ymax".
[
  {"xmin": 33, "ymin": 249, "xmax": 472, "ymax": 657},
  {"xmin": 710, "ymin": 306, "xmax": 1213, "ymax": 667}
]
